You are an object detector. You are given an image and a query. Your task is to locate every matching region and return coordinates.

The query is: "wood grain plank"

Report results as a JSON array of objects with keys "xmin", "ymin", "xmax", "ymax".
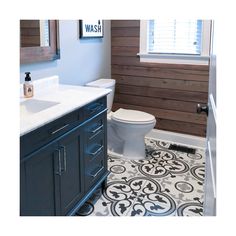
[
  {"xmin": 112, "ymin": 55, "xmax": 209, "ymax": 71},
  {"xmin": 156, "ymin": 118, "xmax": 206, "ymax": 136},
  {"xmin": 112, "ymin": 47, "xmax": 139, "ymax": 56},
  {"xmin": 113, "ymin": 74, "xmax": 209, "ymax": 92},
  {"xmin": 111, "ymin": 27, "xmax": 140, "ymax": 37},
  {"xmin": 116, "ymin": 84, "xmax": 208, "ymax": 103},
  {"xmin": 112, "ymin": 65, "xmax": 209, "ymax": 81},
  {"xmin": 111, "ymin": 20, "xmax": 140, "ymax": 28},
  {"xmin": 112, "ymin": 37, "xmax": 139, "ymax": 47},
  {"xmin": 114, "ymin": 93, "xmax": 200, "ymax": 113}
]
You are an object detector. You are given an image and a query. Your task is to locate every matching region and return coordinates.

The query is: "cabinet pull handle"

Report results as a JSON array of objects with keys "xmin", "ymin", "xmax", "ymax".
[
  {"xmin": 91, "ymin": 124, "xmax": 103, "ymax": 134},
  {"xmin": 87, "ymin": 103, "xmax": 103, "ymax": 113},
  {"xmin": 51, "ymin": 124, "xmax": 70, "ymax": 135},
  {"xmin": 89, "ymin": 145, "xmax": 103, "ymax": 156},
  {"xmin": 60, "ymin": 146, "xmax": 67, "ymax": 172},
  {"xmin": 90, "ymin": 166, "xmax": 104, "ymax": 178},
  {"xmin": 55, "ymin": 149, "xmax": 62, "ymax": 176}
]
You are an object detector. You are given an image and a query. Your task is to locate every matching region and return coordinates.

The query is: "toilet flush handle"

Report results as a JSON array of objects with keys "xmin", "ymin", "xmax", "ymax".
[{"xmin": 196, "ymin": 104, "xmax": 209, "ymax": 116}]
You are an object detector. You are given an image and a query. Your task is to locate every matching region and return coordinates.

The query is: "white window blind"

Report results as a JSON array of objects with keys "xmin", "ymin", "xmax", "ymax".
[{"xmin": 148, "ymin": 20, "xmax": 203, "ymax": 55}]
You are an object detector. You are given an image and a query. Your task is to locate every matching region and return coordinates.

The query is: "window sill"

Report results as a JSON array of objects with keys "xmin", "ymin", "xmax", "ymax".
[{"xmin": 138, "ymin": 53, "xmax": 209, "ymax": 65}]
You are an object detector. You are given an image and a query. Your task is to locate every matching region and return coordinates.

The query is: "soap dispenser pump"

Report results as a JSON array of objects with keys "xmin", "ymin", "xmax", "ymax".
[{"xmin": 23, "ymin": 72, "xmax": 34, "ymax": 98}]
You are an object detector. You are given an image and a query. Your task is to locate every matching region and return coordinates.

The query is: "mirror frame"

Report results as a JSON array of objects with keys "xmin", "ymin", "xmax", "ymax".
[{"xmin": 20, "ymin": 20, "xmax": 60, "ymax": 64}]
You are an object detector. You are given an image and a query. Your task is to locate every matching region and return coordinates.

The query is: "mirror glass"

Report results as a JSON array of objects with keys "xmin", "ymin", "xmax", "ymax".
[{"xmin": 20, "ymin": 20, "xmax": 50, "ymax": 47}]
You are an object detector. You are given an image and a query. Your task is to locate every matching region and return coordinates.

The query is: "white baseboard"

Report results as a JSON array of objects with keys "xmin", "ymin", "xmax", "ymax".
[{"xmin": 146, "ymin": 129, "xmax": 206, "ymax": 149}]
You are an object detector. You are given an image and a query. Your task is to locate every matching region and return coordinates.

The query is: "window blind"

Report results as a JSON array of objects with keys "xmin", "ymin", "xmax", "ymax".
[{"xmin": 148, "ymin": 20, "xmax": 202, "ymax": 55}]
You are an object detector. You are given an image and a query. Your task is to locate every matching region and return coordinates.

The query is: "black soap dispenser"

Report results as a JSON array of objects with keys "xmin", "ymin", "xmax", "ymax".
[{"xmin": 23, "ymin": 72, "xmax": 34, "ymax": 98}]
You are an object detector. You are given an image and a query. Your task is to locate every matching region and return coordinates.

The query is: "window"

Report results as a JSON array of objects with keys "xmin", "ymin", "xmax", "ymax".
[{"xmin": 139, "ymin": 19, "xmax": 212, "ymax": 65}]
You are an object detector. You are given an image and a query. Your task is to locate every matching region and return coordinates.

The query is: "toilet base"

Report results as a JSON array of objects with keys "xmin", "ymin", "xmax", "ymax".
[
  {"xmin": 108, "ymin": 136, "xmax": 146, "ymax": 160},
  {"xmin": 123, "ymin": 136, "xmax": 146, "ymax": 160}
]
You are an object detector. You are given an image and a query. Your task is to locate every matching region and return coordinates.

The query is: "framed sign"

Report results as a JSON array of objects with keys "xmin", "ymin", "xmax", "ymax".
[{"xmin": 79, "ymin": 20, "xmax": 104, "ymax": 38}]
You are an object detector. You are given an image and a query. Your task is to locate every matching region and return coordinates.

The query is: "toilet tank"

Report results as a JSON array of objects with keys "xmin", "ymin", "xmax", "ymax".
[{"xmin": 85, "ymin": 79, "xmax": 116, "ymax": 113}]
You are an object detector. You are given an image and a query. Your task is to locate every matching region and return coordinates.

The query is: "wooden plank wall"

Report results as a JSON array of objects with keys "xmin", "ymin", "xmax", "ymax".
[{"xmin": 111, "ymin": 20, "xmax": 209, "ymax": 137}]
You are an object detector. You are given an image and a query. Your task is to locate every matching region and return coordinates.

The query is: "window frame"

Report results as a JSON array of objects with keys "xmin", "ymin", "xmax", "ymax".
[{"xmin": 138, "ymin": 20, "xmax": 212, "ymax": 65}]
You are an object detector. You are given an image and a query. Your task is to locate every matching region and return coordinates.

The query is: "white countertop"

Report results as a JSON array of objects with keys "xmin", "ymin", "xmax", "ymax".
[{"xmin": 20, "ymin": 80, "xmax": 111, "ymax": 136}]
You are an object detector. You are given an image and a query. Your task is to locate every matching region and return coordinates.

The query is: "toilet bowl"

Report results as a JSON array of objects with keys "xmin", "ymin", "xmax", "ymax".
[
  {"xmin": 109, "ymin": 109, "xmax": 156, "ymax": 160},
  {"xmin": 86, "ymin": 79, "xmax": 156, "ymax": 160}
]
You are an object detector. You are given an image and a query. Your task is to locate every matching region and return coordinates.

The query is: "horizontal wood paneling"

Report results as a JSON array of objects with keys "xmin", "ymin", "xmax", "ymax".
[
  {"xmin": 112, "ymin": 55, "xmax": 209, "ymax": 71},
  {"xmin": 112, "ymin": 65, "xmax": 209, "ymax": 81},
  {"xmin": 112, "ymin": 46, "xmax": 139, "ymax": 56},
  {"xmin": 111, "ymin": 37, "xmax": 140, "ymax": 47},
  {"xmin": 111, "ymin": 20, "xmax": 140, "ymax": 28},
  {"xmin": 157, "ymin": 119, "xmax": 206, "ymax": 137},
  {"xmin": 114, "ymin": 75, "xmax": 208, "ymax": 92},
  {"xmin": 114, "ymin": 93, "xmax": 203, "ymax": 113},
  {"xmin": 111, "ymin": 27, "xmax": 140, "ymax": 37},
  {"xmin": 111, "ymin": 20, "xmax": 209, "ymax": 137},
  {"xmin": 116, "ymin": 84, "xmax": 208, "ymax": 103}
]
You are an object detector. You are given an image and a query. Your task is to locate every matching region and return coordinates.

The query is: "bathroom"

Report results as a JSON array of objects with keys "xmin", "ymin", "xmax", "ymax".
[
  {"xmin": 20, "ymin": 20, "xmax": 215, "ymax": 215},
  {"xmin": 13, "ymin": 11, "xmax": 229, "ymax": 234}
]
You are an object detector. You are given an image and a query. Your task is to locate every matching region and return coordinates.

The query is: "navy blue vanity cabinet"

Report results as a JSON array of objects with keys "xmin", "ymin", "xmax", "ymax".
[{"xmin": 20, "ymin": 96, "xmax": 108, "ymax": 216}]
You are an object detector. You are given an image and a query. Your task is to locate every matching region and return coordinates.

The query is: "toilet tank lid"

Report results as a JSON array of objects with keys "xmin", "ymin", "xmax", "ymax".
[
  {"xmin": 86, "ymin": 79, "xmax": 115, "ymax": 88},
  {"xmin": 112, "ymin": 108, "xmax": 156, "ymax": 124}
]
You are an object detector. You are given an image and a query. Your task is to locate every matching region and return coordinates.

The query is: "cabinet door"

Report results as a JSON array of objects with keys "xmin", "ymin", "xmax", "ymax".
[
  {"xmin": 20, "ymin": 142, "xmax": 60, "ymax": 216},
  {"xmin": 58, "ymin": 127, "xmax": 84, "ymax": 215}
]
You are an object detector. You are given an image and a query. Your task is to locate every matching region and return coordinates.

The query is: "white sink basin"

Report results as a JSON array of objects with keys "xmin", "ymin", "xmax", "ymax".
[{"xmin": 20, "ymin": 99, "xmax": 60, "ymax": 115}]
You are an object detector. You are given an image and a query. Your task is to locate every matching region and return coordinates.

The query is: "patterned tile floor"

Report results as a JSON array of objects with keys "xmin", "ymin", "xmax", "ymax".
[{"xmin": 76, "ymin": 138, "xmax": 205, "ymax": 216}]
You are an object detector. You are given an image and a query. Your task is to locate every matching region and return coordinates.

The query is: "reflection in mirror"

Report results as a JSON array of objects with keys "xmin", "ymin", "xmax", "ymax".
[
  {"xmin": 20, "ymin": 20, "xmax": 60, "ymax": 64},
  {"xmin": 20, "ymin": 20, "xmax": 50, "ymax": 47}
]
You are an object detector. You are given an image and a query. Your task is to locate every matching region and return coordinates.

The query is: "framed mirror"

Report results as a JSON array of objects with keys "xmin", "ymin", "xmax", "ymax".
[{"xmin": 20, "ymin": 20, "xmax": 60, "ymax": 64}]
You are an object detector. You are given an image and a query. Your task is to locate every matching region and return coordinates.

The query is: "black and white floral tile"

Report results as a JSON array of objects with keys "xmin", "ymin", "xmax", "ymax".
[{"xmin": 76, "ymin": 138, "xmax": 205, "ymax": 217}]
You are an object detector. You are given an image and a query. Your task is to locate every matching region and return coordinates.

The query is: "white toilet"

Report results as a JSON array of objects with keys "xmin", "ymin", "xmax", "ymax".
[{"xmin": 86, "ymin": 79, "xmax": 156, "ymax": 160}]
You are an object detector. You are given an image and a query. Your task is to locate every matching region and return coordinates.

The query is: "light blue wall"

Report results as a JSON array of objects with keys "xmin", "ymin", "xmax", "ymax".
[{"xmin": 20, "ymin": 20, "xmax": 111, "ymax": 85}]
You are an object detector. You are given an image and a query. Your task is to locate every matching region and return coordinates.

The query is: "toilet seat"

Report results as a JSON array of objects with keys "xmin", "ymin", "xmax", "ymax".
[{"xmin": 112, "ymin": 108, "xmax": 156, "ymax": 124}]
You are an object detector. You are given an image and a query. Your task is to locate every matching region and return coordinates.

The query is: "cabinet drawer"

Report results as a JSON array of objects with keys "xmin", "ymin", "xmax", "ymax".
[
  {"xmin": 85, "ymin": 116, "xmax": 105, "ymax": 141},
  {"xmin": 84, "ymin": 149, "xmax": 106, "ymax": 191},
  {"xmin": 84, "ymin": 96, "xmax": 107, "ymax": 120},
  {"xmin": 86, "ymin": 135, "xmax": 105, "ymax": 162},
  {"xmin": 20, "ymin": 108, "xmax": 83, "ymax": 159}
]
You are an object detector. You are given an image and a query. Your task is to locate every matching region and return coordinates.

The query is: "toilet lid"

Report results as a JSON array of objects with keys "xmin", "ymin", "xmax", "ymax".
[{"xmin": 112, "ymin": 108, "xmax": 156, "ymax": 124}]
